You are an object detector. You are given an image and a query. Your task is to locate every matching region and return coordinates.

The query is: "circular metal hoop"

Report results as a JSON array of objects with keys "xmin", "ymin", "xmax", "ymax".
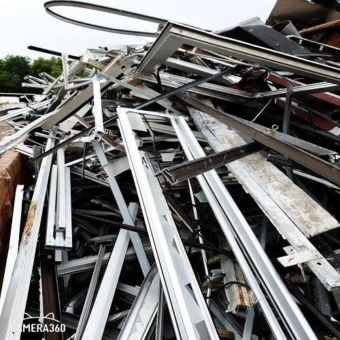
[{"xmin": 44, "ymin": 1, "xmax": 167, "ymax": 37}]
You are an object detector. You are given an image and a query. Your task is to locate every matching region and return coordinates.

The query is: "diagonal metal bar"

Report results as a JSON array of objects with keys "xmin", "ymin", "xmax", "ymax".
[
  {"xmin": 178, "ymin": 94, "xmax": 340, "ymax": 186},
  {"xmin": 160, "ymin": 142, "xmax": 261, "ymax": 184},
  {"xmin": 134, "ymin": 67, "xmax": 234, "ymax": 110}
]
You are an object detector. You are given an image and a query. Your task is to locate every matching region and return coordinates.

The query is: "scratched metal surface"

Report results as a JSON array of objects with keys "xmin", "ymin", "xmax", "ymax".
[{"xmin": 190, "ymin": 108, "xmax": 340, "ymax": 238}]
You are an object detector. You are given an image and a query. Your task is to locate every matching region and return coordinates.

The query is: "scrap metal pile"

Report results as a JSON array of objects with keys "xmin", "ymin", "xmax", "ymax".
[{"xmin": 1, "ymin": 0, "xmax": 340, "ymax": 339}]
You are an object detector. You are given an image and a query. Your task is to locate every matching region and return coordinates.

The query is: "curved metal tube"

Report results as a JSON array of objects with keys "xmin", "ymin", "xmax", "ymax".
[{"xmin": 44, "ymin": 0, "xmax": 167, "ymax": 37}]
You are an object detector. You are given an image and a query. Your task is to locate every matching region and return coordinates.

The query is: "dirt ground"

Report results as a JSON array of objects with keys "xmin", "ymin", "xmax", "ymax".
[{"xmin": 0, "ymin": 121, "xmax": 10, "ymax": 142}]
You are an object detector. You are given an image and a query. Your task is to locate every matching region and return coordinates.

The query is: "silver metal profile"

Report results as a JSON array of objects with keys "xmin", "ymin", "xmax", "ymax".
[
  {"xmin": 173, "ymin": 116, "xmax": 317, "ymax": 339},
  {"xmin": 92, "ymin": 141, "xmax": 150, "ymax": 277},
  {"xmin": 118, "ymin": 264, "xmax": 160, "ymax": 340},
  {"xmin": 74, "ymin": 245, "xmax": 105, "ymax": 340},
  {"xmin": 81, "ymin": 203, "xmax": 139, "ymax": 340},
  {"xmin": 0, "ymin": 136, "xmax": 55, "ymax": 340},
  {"xmin": 170, "ymin": 116, "xmax": 287, "ymax": 339},
  {"xmin": 117, "ymin": 107, "xmax": 219, "ymax": 340}
]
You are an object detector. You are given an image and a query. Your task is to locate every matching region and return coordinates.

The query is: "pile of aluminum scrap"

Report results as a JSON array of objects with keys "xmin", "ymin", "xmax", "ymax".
[{"xmin": 1, "ymin": 1, "xmax": 340, "ymax": 339}]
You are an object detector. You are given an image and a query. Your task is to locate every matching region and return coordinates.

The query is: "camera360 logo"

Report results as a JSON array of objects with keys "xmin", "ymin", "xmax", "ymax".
[{"xmin": 11, "ymin": 313, "xmax": 66, "ymax": 333}]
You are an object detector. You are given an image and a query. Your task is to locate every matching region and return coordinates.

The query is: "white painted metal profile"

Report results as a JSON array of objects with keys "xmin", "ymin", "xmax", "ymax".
[{"xmin": 117, "ymin": 107, "xmax": 219, "ymax": 340}]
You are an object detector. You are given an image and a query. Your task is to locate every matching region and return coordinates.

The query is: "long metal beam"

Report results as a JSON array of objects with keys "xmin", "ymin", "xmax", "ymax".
[
  {"xmin": 92, "ymin": 141, "xmax": 150, "ymax": 277},
  {"xmin": 190, "ymin": 108, "xmax": 340, "ymax": 289},
  {"xmin": 118, "ymin": 264, "xmax": 160, "ymax": 340},
  {"xmin": 0, "ymin": 136, "xmax": 55, "ymax": 340},
  {"xmin": 160, "ymin": 142, "xmax": 261, "ymax": 184},
  {"xmin": 81, "ymin": 203, "xmax": 139, "ymax": 340},
  {"xmin": 178, "ymin": 94, "xmax": 340, "ymax": 186},
  {"xmin": 172, "ymin": 116, "xmax": 317, "ymax": 339},
  {"xmin": 169, "ymin": 117, "xmax": 287, "ymax": 339},
  {"xmin": 117, "ymin": 107, "xmax": 219, "ymax": 340}
]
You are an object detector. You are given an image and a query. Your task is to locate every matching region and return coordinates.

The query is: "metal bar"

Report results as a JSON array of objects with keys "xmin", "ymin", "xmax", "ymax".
[
  {"xmin": 81, "ymin": 203, "xmax": 138, "ymax": 340},
  {"xmin": 27, "ymin": 45, "xmax": 80, "ymax": 59},
  {"xmin": 170, "ymin": 116, "xmax": 287, "ymax": 339},
  {"xmin": 92, "ymin": 76, "xmax": 104, "ymax": 133},
  {"xmin": 243, "ymin": 307, "xmax": 255, "ymax": 340},
  {"xmin": 40, "ymin": 247, "xmax": 62, "ymax": 340},
  {"xmin": 179, "ymin": 94, "xmax": 340, "ymax": 186},
  {"xmin": 160, "ymin": 142, "xmax": 261, "ymax": 184},
  {"xmin": 74, "ymin": 245, "xmax": 105, "ymax": 340},
  {"xmin": 209, "ymin": 301, "xmax": 242, "ymax": 340},
  {"xmin": 118, "ymin": 264, "xmax": 160, "ymax": 340},
  {"xmin": 155, "ymin": 285, "xmax": 165, "ymax": 340},
  {"xmin": 134, "ymin": 67, "xmax": 233, "ymax": 110},
  {"xmin": 97, "ymin": 72, "xmax": 182, "ymax": 114},
  {"xmin": 0, "ymin": 136, "xmax": 55, "ymax": 340},
  {"xmin": 173, "ymin": 116, "xmax": 317, "ymax": 339},
  {"xmin": 92, "ymin": 141, "xmax": 150, "ymax": 277},
  {"xmin": 117, "ymin": 107, "xmax": 219, "ymax": 340},
  {"xmin": 64, "ymin": 167, "xmax": 73, "ymax": 248},
  {"xmin": 0, "ymin": 185, "xmax": 24, "ymax": 317},
  {"xmin": 45, "ymin": 165, "xmax": 58, "ymax": 248}
]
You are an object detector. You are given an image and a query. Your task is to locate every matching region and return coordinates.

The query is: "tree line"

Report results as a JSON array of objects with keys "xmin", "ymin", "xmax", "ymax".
[{"xmin": 0, "ymin": 55, "xmax": 62, "ymax": 93}]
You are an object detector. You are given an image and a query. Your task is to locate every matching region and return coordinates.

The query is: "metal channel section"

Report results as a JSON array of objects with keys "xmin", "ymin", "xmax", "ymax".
[
  {"xmin": 0, "ymin": 185, "xmax": 24, "ymax": 317},
  {"xmin": 74, "ymin": 245, "xmax": 105, "ymax": 340},
  {"xmin": 160, "ymin": 142, "xmax": 261, "ymax": 184},
  {"xmin": 189, "ymin": 109, "xmax": 340, "ymax": 290},
  {"xmin": 172, "ymin": 116, "xmax": 317, "ymax": 340},
  {"xmin": 46, "ymin": 164, "xmax": 58, "ymax": 247},
  {"xmin": 117, "ymin": 107, "xmax": 219, "ymax": 340},
  {"xmin": 92, "ymin": 141, "xmax": 150, "ymax": 277},
  {"xmin": 57, "ymin": 147, "xmax": 67, "ymax": 246},
  {"xmin": 178, "ymin": 94, "xmax": 340, "ymax": 187},
  {"xmin": 81, "ymin": 203, "xmax": 139, "ymax": 340},
  {"xmin": 118, "ymin": 264, "xmax": 160, "ymax": 340},
  {"xmin": 170, "ymin": 118, "xmax": 287, "ymax": 339},
  {"xmin": 92, "ymin": 76, "xmax": 104, "ymax": 133},
  {"xmin": 0, "ymin": 136, "xmax": 55, "ymax": 340}
]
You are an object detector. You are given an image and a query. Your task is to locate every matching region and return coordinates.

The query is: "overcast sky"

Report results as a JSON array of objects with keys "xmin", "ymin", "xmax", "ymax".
[{"xmin": 0, "ymin": 0, "xmax": 276, "ymax": 60}]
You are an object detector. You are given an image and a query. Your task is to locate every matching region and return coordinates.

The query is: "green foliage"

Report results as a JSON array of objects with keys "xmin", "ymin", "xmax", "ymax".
[
  {"xmin": 0, "ymin": 55, "xmax": 63, "ymax": 93},
  {"xmin": 4, "ymin": 55, "xmax": 31, "ymax": 80},
  {"xmin": 30, "ymin": 57, "xmax": 62, "ymax": 78},
  {"xmin": 0, "ymin": 71, "xmax": 20, "ymax": 93}
]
